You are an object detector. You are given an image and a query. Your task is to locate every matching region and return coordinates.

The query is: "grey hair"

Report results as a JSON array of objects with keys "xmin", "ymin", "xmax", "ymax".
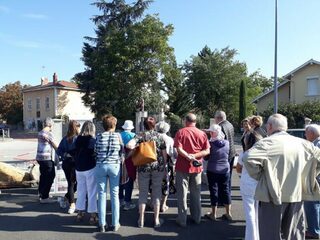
[
  {"xmin": 43, "ymin": 117, "xmax": 54, "ymax": 127},
  {"xmin": 305, "ymin": 124, "xmax": 320, "ymax": 137},
  {"xmin": 267, "ymin": 114, "xmax": 288, "ymax": 132},
  {"xmin": 80, "ymin": 121, "xmax": 96, "ymax": 137},
  {"xmin": 215, "ymin": 110, "xmax": 226, "ymax": 121},
  {"xmin": 156, "ymin": 121, "xmax": 171, "ymax": 134}
]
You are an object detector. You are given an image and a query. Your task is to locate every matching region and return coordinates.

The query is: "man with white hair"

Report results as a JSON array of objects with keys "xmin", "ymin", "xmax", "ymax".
[
  {"xmin": 36, "ymin": 117, "xmax": 58, "ymax": 203},
  {"xmin": 305, "ymin": 124, "xmax": 320, "ymax": 239},
  {"xmin": 244, "ymin": 114, "xmax": 320, "ymax": 240}
]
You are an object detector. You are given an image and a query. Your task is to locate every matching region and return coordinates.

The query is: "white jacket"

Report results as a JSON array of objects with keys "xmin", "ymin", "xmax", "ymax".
[{"xmin": 243, "ymin": 131, "xmax": 320, "ymax": 205}]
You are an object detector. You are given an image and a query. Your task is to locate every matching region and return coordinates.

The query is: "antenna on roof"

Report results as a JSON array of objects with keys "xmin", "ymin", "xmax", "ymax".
[{"xmin": 41, "ymin": 66, "xmax": 46, "ymax": 76}]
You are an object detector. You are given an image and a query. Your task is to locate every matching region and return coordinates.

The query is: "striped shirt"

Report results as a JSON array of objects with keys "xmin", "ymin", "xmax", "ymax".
[
  {"xmin": 95, "ymin": 132, "xmax": 123, "ymax": 164},
  {"xmin": 36, "ymin": 130, "xmax": 54, "ymax": 161}
]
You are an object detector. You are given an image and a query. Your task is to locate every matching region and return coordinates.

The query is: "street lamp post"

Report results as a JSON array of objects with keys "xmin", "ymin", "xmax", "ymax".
[{"xmin": 273, "ymin": 0, "xmax": 278, "ymax": 113}]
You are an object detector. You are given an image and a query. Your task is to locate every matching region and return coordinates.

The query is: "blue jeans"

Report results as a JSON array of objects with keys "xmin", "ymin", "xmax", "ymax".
[
  {"xmin": 95, "ymin": 163, "xmax": 120, "ymax": 227},
  {"xmin": 304, "ymin": 201, "xmax": 320, "ymax": 236}
]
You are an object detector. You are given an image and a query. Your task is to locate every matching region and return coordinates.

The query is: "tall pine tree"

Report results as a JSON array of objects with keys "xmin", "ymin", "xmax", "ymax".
[
  {"xmin": 74, "ymin": 0, "xmax": 180, "ymax": 119},
  {"xmin": 239, "ymin": 79, "xmax": 247, "ymax": 124}
]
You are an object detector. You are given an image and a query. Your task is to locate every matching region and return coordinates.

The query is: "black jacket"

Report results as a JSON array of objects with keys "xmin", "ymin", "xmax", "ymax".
[{"xmin": 74, "ymin": 136, "xmax": 96, "ymax": 172}]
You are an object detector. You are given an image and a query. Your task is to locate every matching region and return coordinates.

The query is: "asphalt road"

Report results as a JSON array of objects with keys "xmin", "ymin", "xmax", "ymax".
[
  {"xmin": 0, "ymin": 134, "xmax": 245, "ymax": 240},
  {"xmin": 0, "ymin": 172, "xmax": 245, "ymax": 240}
]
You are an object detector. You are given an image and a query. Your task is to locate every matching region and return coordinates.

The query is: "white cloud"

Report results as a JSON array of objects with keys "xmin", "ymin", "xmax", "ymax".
[
  {"xmin": 0, "ymin": 5, "xmax": 9, "ymax": 13},
  {"xmin": 23, "ymin": 13, "xmax": 48, "ymax": 20}
]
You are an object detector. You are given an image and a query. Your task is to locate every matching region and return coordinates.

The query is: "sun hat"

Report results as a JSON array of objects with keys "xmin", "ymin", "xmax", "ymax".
[
  {"xmin": 122, "ymin": 120, "xmax": 134, "ymax": 130},
  {"xmin": 204, "ymin": 124, "xmax": 225, "ymax": 140}
]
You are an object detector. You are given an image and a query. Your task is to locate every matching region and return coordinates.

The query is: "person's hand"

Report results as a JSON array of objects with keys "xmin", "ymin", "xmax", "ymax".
[{"xmin": 187, "ymin": 154, "xmax": 196, "ymax": 162}]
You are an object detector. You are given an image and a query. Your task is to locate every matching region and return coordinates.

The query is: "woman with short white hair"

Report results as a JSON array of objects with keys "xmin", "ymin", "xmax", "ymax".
[{"xmin": 204, "ymin": 124, "xmax": 231, "ymax": 221}]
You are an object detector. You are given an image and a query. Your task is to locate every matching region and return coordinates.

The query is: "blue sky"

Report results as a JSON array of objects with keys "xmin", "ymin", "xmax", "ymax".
[{"xmin": 1, "ymin": 0, "xmax": 320, "ymax": 87}]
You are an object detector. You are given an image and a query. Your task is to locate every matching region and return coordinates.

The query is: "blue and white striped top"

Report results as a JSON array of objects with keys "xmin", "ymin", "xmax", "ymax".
[{"xmin": 95, "ymin": 132, "xmax": 123, "ymax": 164}]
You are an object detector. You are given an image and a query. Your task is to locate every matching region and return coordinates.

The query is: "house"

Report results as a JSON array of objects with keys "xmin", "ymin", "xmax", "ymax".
[
  {"xmin": 253, "ymin": 59, "xmax": 320, "ymax": 113},
  {"xmin": 22, "ymin": 73, "xmax": 95, "ymax": 130}
]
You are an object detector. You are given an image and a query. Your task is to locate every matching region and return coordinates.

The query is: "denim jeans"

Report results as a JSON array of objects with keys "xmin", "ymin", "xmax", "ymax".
[
  {"xmin": 304, "ymin": 201, "xmax": 320, "ymax": 236},
  {"xmin": 95, "ymin": 163, "xmax": 120, "ymax": 227}
]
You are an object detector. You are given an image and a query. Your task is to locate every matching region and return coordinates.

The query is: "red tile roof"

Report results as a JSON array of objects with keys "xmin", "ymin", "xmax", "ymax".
[
  {"xmin": 23, "ymin": 80, "xmax": 79, "ymax": 92},
  {"xmin": 56, "ymin": 81, "xmax": 78, "ymax": 89}
]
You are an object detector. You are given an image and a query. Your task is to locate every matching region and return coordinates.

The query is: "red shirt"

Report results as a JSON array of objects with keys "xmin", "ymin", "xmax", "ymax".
[{"xmin": 174, "ymin": 126, "xmax": 210, "ymax": 173}]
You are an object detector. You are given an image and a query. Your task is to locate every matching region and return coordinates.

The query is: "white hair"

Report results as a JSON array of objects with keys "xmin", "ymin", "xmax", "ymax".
[
  {"xmin": 43, "ymin": 117, "xmax": 54, "ymax": 127},
  {"xmin": 215, "ymin": 110, "xmax": 226, "ymax": 121},
  {"xmin": 208, "ymin": 124, "xmax": 225, "ymax": 140},
  {"xmin": 305, "ymin": 124, "xmax": 320, "ymax": 137},
  {"xmin": 267, "ymin": 114, "xmax": 288, "ymax": 132},
  {"xmin": 156, "ymin": 121, "xmax": 170, "ymax": 134}
]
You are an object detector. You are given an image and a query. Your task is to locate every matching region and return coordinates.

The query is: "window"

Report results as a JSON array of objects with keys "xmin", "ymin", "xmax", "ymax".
[
  {"xmin": 45, "ymin": 97, "xmax": 50, "ymax": 110},
  {"xmin": 27, "ymin": 99, "xmax": 32, "ymax": 111},
  {"xmin": 36, "ymin": 98, "xmax": 40, "ymax": 111},
  {"xmin": 307, "ymin": 77, "xmax": 319, "ymax": 96}
]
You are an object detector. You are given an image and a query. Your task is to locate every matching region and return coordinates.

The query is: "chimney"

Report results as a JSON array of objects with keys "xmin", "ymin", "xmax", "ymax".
[
  {"xmin": 41, "ymin": 77, "xmax": 48, "ymax": 86},
  {"xmin": 53, "ymin": 72, "xmax": 58, "ymax": 84}
]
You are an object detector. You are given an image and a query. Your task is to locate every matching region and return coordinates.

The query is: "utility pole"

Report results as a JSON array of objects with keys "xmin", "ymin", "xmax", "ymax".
[{"xmin": 273, "ymin": 0, "xmax": 278, "ymax": 113}]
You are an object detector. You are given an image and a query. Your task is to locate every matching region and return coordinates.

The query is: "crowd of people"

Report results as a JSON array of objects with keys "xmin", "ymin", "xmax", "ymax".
[{"xmin": 35, "ymin": 111, "xmax": 320, "ymax": 239}]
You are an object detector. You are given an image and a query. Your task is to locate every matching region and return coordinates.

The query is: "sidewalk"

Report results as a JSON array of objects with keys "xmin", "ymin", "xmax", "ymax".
[{"xmin": 0, "ymin": 173, "xmax": 245, "ymax": 240}]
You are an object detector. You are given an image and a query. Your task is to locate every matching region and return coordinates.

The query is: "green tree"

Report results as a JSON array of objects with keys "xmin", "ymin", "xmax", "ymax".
[
  {"xmin": 74, "ymin": 0, "xmax": 180, "ymax": 119},
  {"xmin": 0, "ymin": 82, "xmax": 26, "ymax": 124},
  {"xmin": 260, "ymin": 100, "xmax": 320, "ymax": 128},
  {"xmin": 183, "ymin": 46, "xmax": 248, "ymax": 125},
  {"xmin": 239, "ymin": 79, "xmax": 247, "ymax": 123}
]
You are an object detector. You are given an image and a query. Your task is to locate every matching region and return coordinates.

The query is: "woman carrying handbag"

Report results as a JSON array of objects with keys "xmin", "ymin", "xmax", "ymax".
[{"xmin": 127, "ymin": 116, "xmax": 167, "ymax": 229}]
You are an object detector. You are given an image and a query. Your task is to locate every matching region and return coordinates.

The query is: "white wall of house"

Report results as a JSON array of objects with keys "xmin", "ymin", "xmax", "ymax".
[{"xmin": 57, "ymin": 89, "xmax": 95, "ymax": 121}]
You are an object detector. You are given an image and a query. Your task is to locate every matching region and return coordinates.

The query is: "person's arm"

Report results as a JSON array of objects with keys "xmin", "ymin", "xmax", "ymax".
[
  {"xmin": 56, "ymin": 137, "xmax": 66, "ymax": 157},
  {"xmin": 176, "ymin": 147, "xmax": 193, "ymax": 162},
  {"xmin": 126, "ymin": 137, "xmax": 138, "ymax": 150},
  {"xmin": 190, "ymin": 149, "xmax": 210, "ymax": 159},
  {"xmin": 190, "ymin": 136, "xmax": 211, "ymax": 159},
  {"xmin": 236, "ymin": 152, "xmax": 244, "ymax": 173},
  {"xmin": 236, "ymin": 163, "xmax": 243, "ymax": 173},
  {"xmin": 51, "ymin": 141, "xmax": 58, "ymax": 151},
  {"xmin": 43, "ymin": 132, "xmax": 58, "ymax": 151},
  {"xmin": 243, "ymin": 141, "xmax": 266, "ymax": 181}
]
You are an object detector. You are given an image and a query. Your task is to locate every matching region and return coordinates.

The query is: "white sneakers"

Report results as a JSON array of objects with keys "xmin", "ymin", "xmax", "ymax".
[{"xmin": 68, "ymin": 203, "xmax": 76, "ymax": 214}]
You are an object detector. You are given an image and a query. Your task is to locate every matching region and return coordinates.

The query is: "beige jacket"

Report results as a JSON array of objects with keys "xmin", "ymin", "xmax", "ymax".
[{"xmin": 243, "ymin": 131, "xmax": 320, "ymax": 205}]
